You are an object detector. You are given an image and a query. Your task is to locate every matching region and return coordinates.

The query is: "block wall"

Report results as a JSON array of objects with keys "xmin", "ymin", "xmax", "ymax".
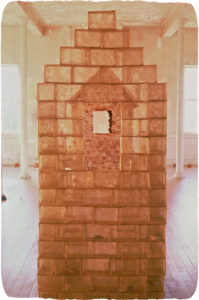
[{"xmin": 37, "ymin": 10, "xmax": 167, "ymax": 299}]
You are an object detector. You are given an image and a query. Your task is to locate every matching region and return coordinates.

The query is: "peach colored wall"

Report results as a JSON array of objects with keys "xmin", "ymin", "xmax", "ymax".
[{"xmin": 1, "ymin": 25, "xmax": 198, "ymax": 165}]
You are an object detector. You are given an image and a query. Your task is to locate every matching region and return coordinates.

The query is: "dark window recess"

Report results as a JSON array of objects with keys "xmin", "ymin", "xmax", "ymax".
[{"xmin": 108, "ymin": 110, "xmax": 112, "ymax": 133}]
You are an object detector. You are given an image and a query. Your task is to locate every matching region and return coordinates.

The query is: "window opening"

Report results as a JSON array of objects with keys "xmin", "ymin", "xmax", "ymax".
[
  {"xmin": 93, "ymin": 110, "xmax": 112, "ymax": 134},
  {"xmin": 1, "ymin": 65, "xmax": 21, "ymax": 134},
  {"xmin": 184, "ymin": 66, "xmax": 198, "ymax": 134}
]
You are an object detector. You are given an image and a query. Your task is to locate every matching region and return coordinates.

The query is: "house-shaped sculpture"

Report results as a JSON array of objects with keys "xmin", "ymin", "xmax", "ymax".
[{"xmin": 37, "ymin": 10, "xmax": 167, "ymax": 299}]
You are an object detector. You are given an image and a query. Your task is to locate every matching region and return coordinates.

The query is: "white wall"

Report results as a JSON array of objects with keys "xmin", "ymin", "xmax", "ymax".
[
  {"xmin": 129, "ymin": 26, "xmax": 198, "ymax": 165},
  {"xmin": 1, "ymin": 25, "xmax": 71, "ymax": 165},
  {"xmin": 1, "ymin": 25, "xmax": 198, "ymax": 165}
]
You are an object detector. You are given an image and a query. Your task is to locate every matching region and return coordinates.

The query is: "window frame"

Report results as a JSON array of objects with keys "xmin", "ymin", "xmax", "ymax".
[
  {"xmin": 184, "ymin": 65, "xmax": 198, "ymax": 135},
  {"xmin": 1, "ymin": 64, "xmax": 21, "ymax": 135}
]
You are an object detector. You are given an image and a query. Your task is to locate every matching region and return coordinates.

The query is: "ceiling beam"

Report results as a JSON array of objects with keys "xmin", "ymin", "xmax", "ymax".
[
  {"xmin": 17, "ymin": 1, "xmax": 44, "ymax": 36},
  {"xmin": 161, "ymin": 3, "xmax": 188, "ymax": 38}
]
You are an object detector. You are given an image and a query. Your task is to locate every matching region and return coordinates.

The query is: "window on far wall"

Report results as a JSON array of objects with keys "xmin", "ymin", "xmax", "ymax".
[
  {"xmin": 184, "ymin": 66, "xmax": 198, "ymax": 134},
  {"xmin": 1, "ymin": 65, "xmax": 21, "ymax": 134}
]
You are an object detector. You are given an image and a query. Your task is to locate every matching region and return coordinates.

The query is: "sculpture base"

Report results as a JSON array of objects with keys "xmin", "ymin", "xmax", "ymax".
[
  {"xmin": 19, "ymin": 173, "xmax": 31, "ymax": 179},
  {"xmin": 173, "ymin": 172, "xmax": 185, "ymax": 179}
]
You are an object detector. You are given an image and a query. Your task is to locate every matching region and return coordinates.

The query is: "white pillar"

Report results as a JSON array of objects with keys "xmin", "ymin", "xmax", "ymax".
[
  {"xmin": 0, "ymin": 101, "xmax": 7, "ymax": 201},
  {"xmin": 173, "ymin": 18, "xmax": 187, "ymax": 179},
  {"xmin": 0, "ymin": 28, "xmax": 7, "ymax": 201},
  {"xmin": 19, "ymin": 19, "xmax": 31, "ymax": 179}
]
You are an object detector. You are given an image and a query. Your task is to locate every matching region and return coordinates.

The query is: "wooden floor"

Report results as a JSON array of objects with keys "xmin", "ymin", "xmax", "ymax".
[{"xmin": 1, "ymin": 166, "xmax": 198, "ymax": 298}]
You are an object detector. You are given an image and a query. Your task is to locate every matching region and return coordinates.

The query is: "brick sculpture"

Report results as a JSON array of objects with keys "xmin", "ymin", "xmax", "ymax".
[{"xmin": 37, "ymin": 10, "xmax": 167, "ymax": 299}]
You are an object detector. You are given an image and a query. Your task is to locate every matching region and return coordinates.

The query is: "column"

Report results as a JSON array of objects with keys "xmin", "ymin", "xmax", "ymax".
[
  {"xmin": 0, "ymin": 101, "xmax": 7, "ymax": 201},
  {"xmin": 0, "ymin": 28, "xmax": 7, "ymax": 201},
  {"xmin": 19, "ymin": 18, "xmax": 31, "ymax": 179},
  {"xmin": 173, "ymin": 18, "xmax": 187, "ymax": 179}
]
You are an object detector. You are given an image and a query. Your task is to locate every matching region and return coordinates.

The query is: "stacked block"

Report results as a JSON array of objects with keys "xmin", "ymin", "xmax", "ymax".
[{"xmin": 37, "ymin": 10, "xmax": 167, "ymax": 299}]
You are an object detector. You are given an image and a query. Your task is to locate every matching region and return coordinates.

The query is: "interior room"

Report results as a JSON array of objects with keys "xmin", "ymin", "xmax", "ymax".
[{"xmin": 1, "ymin": 0, "xmax": 198, "ymax": 299}]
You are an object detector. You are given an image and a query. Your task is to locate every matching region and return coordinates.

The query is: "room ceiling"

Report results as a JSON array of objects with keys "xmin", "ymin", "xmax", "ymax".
[{"xmin": 1, "ymin": 1, "xmax": 198, "ymax": 35}]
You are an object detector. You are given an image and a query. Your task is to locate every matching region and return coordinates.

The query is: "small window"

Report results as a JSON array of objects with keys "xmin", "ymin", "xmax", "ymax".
[
  {"xmin": 184, "ymin": 66, "xmax": 198, "ymax": 134},
  {"xmin": 93, "ymin": 111, "xmax": 112, "ymax": 134}
]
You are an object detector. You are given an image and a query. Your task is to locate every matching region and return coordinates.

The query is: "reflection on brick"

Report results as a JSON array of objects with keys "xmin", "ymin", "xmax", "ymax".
[
  {"xmin": 120, "ymin": 154, "xmax": 148, "ymax": 171},
  {"xmin": 56, "ymin": 154, "xmax": 84, "ymax": 171},
  {"xmin": 65, "ymin": 171, "xmax": 93, "ymax": 189}
]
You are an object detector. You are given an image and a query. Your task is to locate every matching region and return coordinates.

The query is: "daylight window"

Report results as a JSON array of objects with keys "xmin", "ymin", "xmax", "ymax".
[
  {"xmin": 1, "ymin": 65, "xmax": 21, "ymax": 134},
  {"xmin": 184, "ymin": 66, "xmax": 198, "ymax": 134}
]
